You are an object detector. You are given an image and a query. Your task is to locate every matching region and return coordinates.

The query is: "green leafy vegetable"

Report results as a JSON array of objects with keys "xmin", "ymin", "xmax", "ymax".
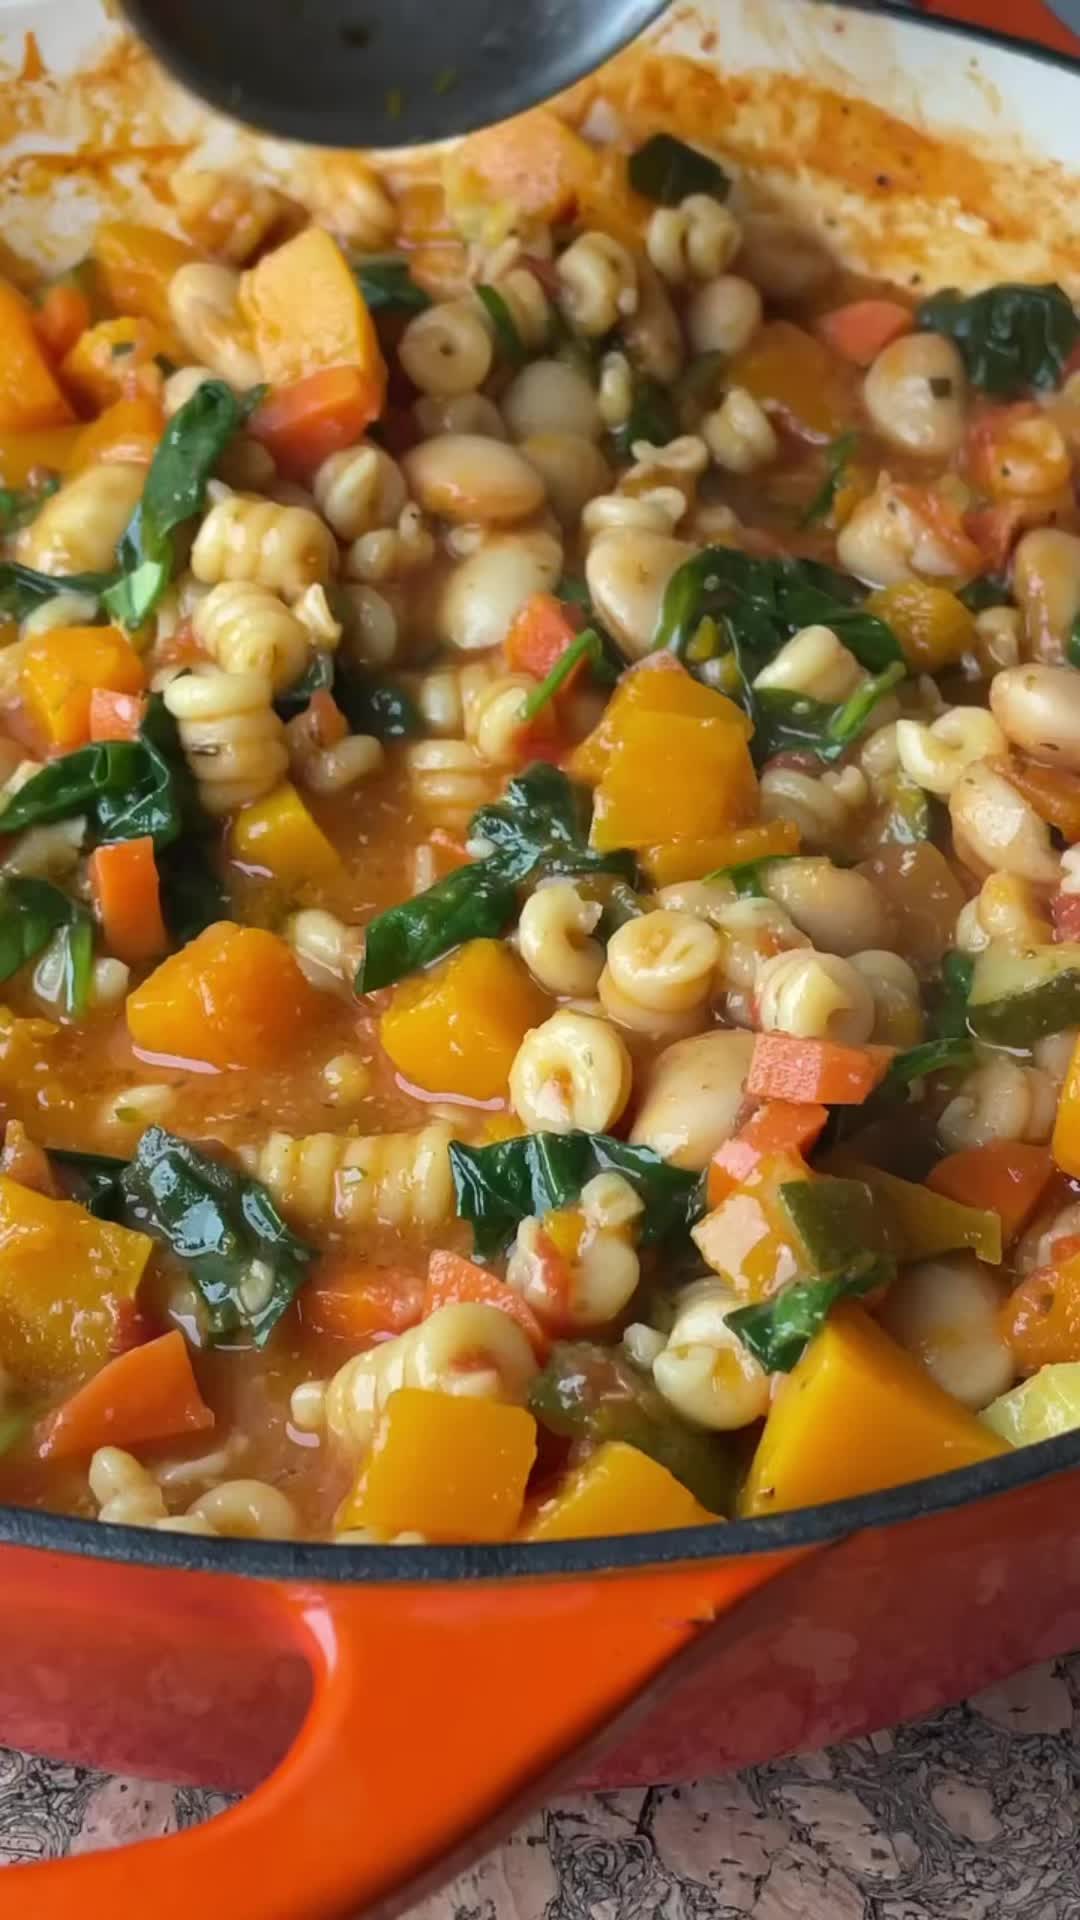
[
  {"xmin": 119, "ymin": 1126, "xmax": 314, "ymax": 1345},
  {"xmin": 916, "ymin": 283, "xmax": 1080, "ymax": 396},
  {"xmin": 475, "ymin": 283, "xmax": 526, "ymax": 365},
  {"xmin": 50, "ymin": 1147, "xmax": 127, "ymax": 1219},
  {"xmin": 610, "ymin": 374, "xmax": 679, "ymax": 460},
  {"xmin": 0, "ymin": 876, "xmax": 82, "ymax": 987},
  {"xmin": 353, "ymin": 255, "xmax": 431, "ymax": 314},
  {"xmin": 628, "ymin": 133, "xmax": 730, "ymax": 206},
  {"xmin": 801, "ymin": 432, "xmax": 858, "ymax": 527},
  {"xmin": 556, "ymin": 575, "xmax": 592, "ymax": 611},
  {"xmin": 529, "ymin": 1342, "xmax": 734, "ymax": 1512},
  {"xmin": 357, "ymin": 765, "xmax": 635, "ymax": 990},
  {"xmin": 156, "ymin": 844, "xmax": 229, "ymax": 944},
  {"xmin": 449, "ymin": 1128, "xmax": 703, "ymax": 1261},
  {"xmin": 0, "ymin": 693, "xmax": 195, "ymax": 851},
  {"xmin": 753, "ymin": 660, "xmax": 907, "ymax": 764},
  {"xmin": 1069, "ymin": 614, "xmax": 1080, "ymax": 671},
  {"xmin": 519, "ymin": 627, "xmax": 612, "ymax": 722},
  {"xmin": 103, "ymin": 380, "xmax": 250, "ymax": 628},
  {"xmin": 276, "ymin": 648, "xmax": 419, "ymax": 739},
  {"xmin": 727, "ymin": 1252, "xmax": 892, "ymax": 1373},
  {"xmin": 358, "ymin": 864, "xmax": 518, "ymax": 993},
  {"xmin": 33, "ymin": 911, "xmax": 94, "ymax": 1018},
  {"xmin": 704, "ymin": 854, "xmax": 797, "ymax": 897},
  {"xmin": 0, "ymin": 477, "xmax": 59, "ymax": 533},
  {"xmin": 885, "ymin": 1035, "xmax": 975, "ymax": 1089},
  {"xmin": 0, "ymin": 561, "xmax": 115, "ymax": 620},
  {"xmin": 958, "ymin": 573, "xmax": 1011, "ymax": 613},
  {"xmin": 930, "ymin": 949, "xmax": 975, "ymax": 1042}
]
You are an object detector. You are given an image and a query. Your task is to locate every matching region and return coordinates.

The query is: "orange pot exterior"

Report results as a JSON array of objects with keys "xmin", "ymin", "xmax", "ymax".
[{"xmin": 0, "ymin": 1445, "xmax": 1078, "ymax": 1919}]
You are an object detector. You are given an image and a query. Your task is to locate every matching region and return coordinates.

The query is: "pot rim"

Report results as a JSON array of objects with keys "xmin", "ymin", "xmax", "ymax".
[
  {"xmin": 4, "ymin": 1420, "xmax": 1077, "ymax": 1584},
  {"xmin": 7, "ymin": 0, "xmax": 1079, "ymax": 1587}
]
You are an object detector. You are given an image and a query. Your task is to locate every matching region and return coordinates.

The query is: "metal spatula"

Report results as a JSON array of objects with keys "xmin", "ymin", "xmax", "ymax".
[{"xmin": 119, "ymin": 0, "xmax": 668, "ymax": 148}]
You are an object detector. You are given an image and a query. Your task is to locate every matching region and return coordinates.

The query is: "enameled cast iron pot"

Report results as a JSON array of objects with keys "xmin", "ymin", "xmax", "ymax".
[{"xmin": 3, "ymin": 1, "xmax": 1080, "ymax": 1912}]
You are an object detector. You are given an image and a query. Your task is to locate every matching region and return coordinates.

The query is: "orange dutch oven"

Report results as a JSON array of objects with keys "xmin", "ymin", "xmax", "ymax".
[{"xmin": 1, "ymin": 0, "xmax": 1080, "ymax": 1914}]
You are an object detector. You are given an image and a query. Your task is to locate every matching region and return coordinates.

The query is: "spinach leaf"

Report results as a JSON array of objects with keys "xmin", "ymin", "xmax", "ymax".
[
  {"xmin": 353, "ymin": 255, "xmax": 431, "ymax": 314},
  {"xmin": 885, "ymin": 1034, "xmax": 975, "ymax": 1089},
  {"xmin": 0, "ymin": 477, "xmax": 59, "ymax": 533},
  {"xmin": 0, "ymin": 693, "xmax": 193, "ymax": 850},
  {"xmin": 959, "ymin": 573, "xmax": 1010, "ymax": 613},
  {"xmin": 357, "ymin": 765, "xmax": 632, "ymax": 990},
  {"xmin": 475, "ymin": 283, "xmax": 527, "ymax": 365},
  {"xmin": 529, "ymin": 1342, "xmax": 734, "ymax": 1513},
  {"xmin": 449, "ymin": 1129, "xmax": 704, "ymax": 1260},
  {"xmin": 1069, "ymin": 615, "xmax": 1080, "ymax": 672},
  {"xmin": 801, "ymin": 431, "xmax": 858, "ymax": 527},
  {"xmin": 628, "ymin": 133, "xmax": 730, "ymax": 206},
  {"xmin": 519, "ymin": 628, "xmax": 606, "ymax": 722},
  {"xmin": 556, "ymin": 575, "xmax": 593, "ymax": 611},
  {"xmin": 753, "ymin": 660, "xmax": 906, "ymax": 764},
  {"xmin": 156, "ymin": 844, "xmax": 229, "ymax": 944},
  {"xmin": 610, "ymin": 374, "xmax": 679, "ymax": 460},
  {"xmin": 119, "ymin": 1126, "xmax": 314, "ymax": 1345},
  {"xmin": 930, "ymin": 949, "xmax": 975, "ymax": 1042},
  {"xmin": 33, "ymin": 911, "xmax": 94, "ymax": 1018},
  {"xmin": 0, "ymin": 876, "xmax": 81, "ymax": 986},
  {"xmin": 357, "ymin": 864, "xmax": 518, "ymax": 993},
  {"xmin": 705, "ymin": 853, "xmax": 798, "ymax": 897},
  {"xmin": 276, "ymin": 649, "xmax": 419, "ymax": 739},
  {"xmin": 916, "ymin": 283, "xmax": 1080, "ymax": 396},
  {"xmin": 470, "ymin": 762, "xmax": 637, "ymax": 884},
  {"xmin": 727, "ymin": 1252, "xmax": 892, "ymax": 1373},
  {"xmin": 49, "ymin": 1147, "xmax": 127, "ymax": 1219},
  {"xmin": 0, "ymin": 561, "xmax": 115, "ymax": 620},
  {"xmin": 104, "ymin": 380, "xmax": 250, "ymax": 628}
]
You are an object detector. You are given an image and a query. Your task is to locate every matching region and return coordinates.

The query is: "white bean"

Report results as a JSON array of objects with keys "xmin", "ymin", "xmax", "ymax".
[
  {"xmin": 1012, "ymin": 528, "xmax": 1080, "ymax": 663},
  {"xmin": 686, "ymin": 275, "xmax": 762, "ymax": 357},
  {"xmin": 991, "ymin": 663, "xmax": 1080, "ymax": 772},
  {"xmin": 585, "ymin": 529, "xmax": 694, "ymax": 660},
  {"xmin": 762, "ymin": 860, "xmax": 892, "ymax": 956},
  {"xmin": 629, "ymin": 1028, "xmax": 755, "ymax": 1170},
  {"xmin": 402, "ymin": 434, "xmax": 544, "ymax": 525},
  {"xmin": 880, "ymin": 1256, "xmax": 1014, "ymax": 1410},
  {"xmin": 519, "ymin": 434, "xmax": 612, "ymax": 526},
  {"xmin": 501, "ymin": 360, "xmax": 602, "ymax": 441},
  {"xmin": 863, "ymin": 332, "xmax": 967, "ymax": 458}
]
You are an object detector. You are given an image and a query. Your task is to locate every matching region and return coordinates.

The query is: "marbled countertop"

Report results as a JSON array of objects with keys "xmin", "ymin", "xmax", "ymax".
[{"xmin": 2, "ymin": 1654, "xmax": 1078, "ymax": 1916}]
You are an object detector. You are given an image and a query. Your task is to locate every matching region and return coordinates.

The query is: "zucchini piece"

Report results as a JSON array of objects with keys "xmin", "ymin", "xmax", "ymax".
[
  {"xmin": 778, "ymin": 1176, "xmax": 877, "ymax": 1271},
  {"xmin": 849, "ymin": 1162, "xmax": 1002, "ymax": 1264},
  {"xmin": 968, "ymin": 942, "xmax": 1080, "ymax": 1047},
  {"xmin": 981, "ymin": 1362, "xmax": 1080, "ymax": 1446}
]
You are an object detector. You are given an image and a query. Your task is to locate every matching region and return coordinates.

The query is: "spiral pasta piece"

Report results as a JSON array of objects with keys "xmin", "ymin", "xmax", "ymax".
[
  {"xmin": 256, "ymin": 1122, "xmax": 454, "ymax": 1232},
  {"xmin": 191, "ymin": 494, "xmax": 337, "ymax": 601},
  {"xmin": 325, "ymin": 1303, "xmax": 538, "ymax": 1455},
  {"xmin": 163, "ymin": 669, "xmax": 288, "ymax": 816},
  {"xmin": 192, "ymin": 581, "xmax": 312, "ymax": 693}
]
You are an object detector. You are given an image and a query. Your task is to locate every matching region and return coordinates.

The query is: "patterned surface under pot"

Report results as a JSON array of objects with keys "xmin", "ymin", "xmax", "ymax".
[{"xmin": 0, "ymin": 1655, "xmax": 1078, "ymax": 1917}]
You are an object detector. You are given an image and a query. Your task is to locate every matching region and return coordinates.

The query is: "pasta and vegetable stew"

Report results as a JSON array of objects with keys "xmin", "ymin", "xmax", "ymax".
[{"xmin": 1, "ymin": 112, "xmax": 1079, "ymax": 1547}]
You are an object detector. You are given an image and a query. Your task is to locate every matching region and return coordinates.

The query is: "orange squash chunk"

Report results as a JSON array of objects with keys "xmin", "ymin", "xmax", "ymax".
[
  {"xmin": 0, "ymin": 278, "xmax": 75, "ymax": 430},
  {"xmin": 20, "ymin": 626, "xmax": 145, "ymax": 751},
  {"xmin": 126, "ymin": 921, "xmax": 324, "ymax": 1070},
  {"xmin": 526, "ymin": 1441, "xmax": 719, "ymax": 1540},
  {"xmin": 239, "ymin": 226, "xmax": 386, "ymax": 400},
  {"xmin": 340, "ymin": 1388, "xmax": 537, "ymax": 1543},
  {"xmin": 69, "ymin": 394, "xmax": 164, "ymax": 473},
  {"xmin": 0, "ymin": 1175, "xmax": 152, "ymax": 1388},
  {"xmin": 92, "ymin": 222, "xmax": 197, "ymax": 332},
  {"xmin": 380, "ymin": 938, "xmax": 549, "ymax": 1101},
  {"xmin": 571, "ymin": 657, "xmax": 750, "ymax": 786},
  {"xmin": 591, "ymin": 710, "xmax": 757, "ymax": 852},
  {"xmin": 739, "ymin": 1305, "xmax": 1008, "ymax": 1516}
]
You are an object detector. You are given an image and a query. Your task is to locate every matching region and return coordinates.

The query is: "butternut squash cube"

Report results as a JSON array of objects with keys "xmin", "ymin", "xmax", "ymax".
[
  {"xmin": 92, "ymin": 222, "xmax": 197, "ymax": 333},
  {"xmin": 525, "ymin": 1440, "xmax": 719, "ymax": 1541},
  {"xmin": 380, "ymin": 938, "xmax": 549, "ymax": 1101},
  {"xmin": 739, "ymin": 1304, "xmax": 1008, "ymax": 1517},
  {"xmin": 0, "ymin": 1174, "xmax": 152, "ymax": 1387},
  {"xmin": 60, "ymin": 315, "xmax": 179, "ymax": 411},
  {"xmin": 229, "ymin": 782, "xmax": 341, "ymax": 889},
  {"xmin": 126, "ymin": 921, "xmax": 324, "ymax": 1070},
  {"xmin": 0, "ymin": 279, "xmax": 75, "ymax": 431},
  {"xmin": 69, "ymin": 395, "xmax": 163, "ymax": 474},
  {"xmin": 340, "ymin": 1387, "xmax": 537, "ymax": 1543},
  {"xmin": 642, "ymin": 819, "xmax": 800, "ymax": 887},
  {"xmin": 239, "ymin": 226, "xmax": 386, "ymax": 399},
  {"xmin": 20, "ymin": 625, "xmax": 145, "ymax": 751},
  {"xmin": 590, "ymin": 710, "xmax": 757, "ymax": 853},
  {"xmin": 1052, "ymin": 1033, "xmax": 1080, "ymax": 1178},
  {"xmin": 0, "ymin": 426, "xmax": 80, "ymax": 487},
  {"xmin": 571, "ymin": 657, "xmax": 750, "ymax": 786}
]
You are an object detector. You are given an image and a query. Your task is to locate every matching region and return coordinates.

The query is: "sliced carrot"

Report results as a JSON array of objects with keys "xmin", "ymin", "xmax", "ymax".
[
  {"xmin": 424, "ymin": 1248, "xmax": 550, "ymax": 1359},
  {"xmin": 89, "ymin": 836, "xmax": 168, "ymax": 966},
  {"xmin": 746, "ymin": 1033, "xmax": 894, "ymax": 1106},
  {"xmin": 815, "ymin": 299, "xmax": 913, "ymax": 367},
  {"xmin": 36, "ymin": 1329, "xmax": 214, "ymax": 1461},
  {"xmin": 300, "ymin": 1256, "xmax": 425, "ymax": 1341},
  {"xmin": 248, "ymin": 365, "xmax": 382, "ymax": 478},
  {"xmin": 707, "ymin": 1100, "xmax": 829, "ymax": 1207},
  {"xmin": 504, "ymin": 592, "xmax": 585, "ymax": 681},
  {"xmin": 89, "ymin": 687, "xmax": 147, "ymax": 741},
  {"xmin": 307, "ymin": 688, "xmax": 348, "ymax": 747},
  {"xmin": 33, "ymin": 282, "xmax": 92, "ymax": 362},
  {"xmin": 927, "ymin": 1143, "xmax": 1054, "ymax": 1246},
  {"xmin": 1053, "ymin": 890, "xmax": 1080, "ymax": 942}
]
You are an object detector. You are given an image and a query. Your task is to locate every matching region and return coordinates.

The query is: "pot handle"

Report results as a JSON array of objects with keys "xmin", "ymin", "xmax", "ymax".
[{"xmin": 0, "ymin": 1544, "xmax": 804, "ymax": 1920}]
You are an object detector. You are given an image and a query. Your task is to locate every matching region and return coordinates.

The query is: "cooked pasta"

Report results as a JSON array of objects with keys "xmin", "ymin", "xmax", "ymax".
[
  {"xmin": 312, "ymin": 444, "xmax": 408, "ymax": 542},
  {"xmin": 257, "ymin": 1123, "xmax": 455, "ymax": 1232},
  {"xmin": 17, "ymin": 464, "xmax": 145, "ymax": 575},
  {"xmin": 192, "ymin": 581, "xmax": 312, "ymax": 692},
  {"xmin": 163, "ymin": 669, "xmax": 288, "ymax": 815},
  {"xmin": 191, "ymin": 494, "xmax": 338, "ymax": 600}
]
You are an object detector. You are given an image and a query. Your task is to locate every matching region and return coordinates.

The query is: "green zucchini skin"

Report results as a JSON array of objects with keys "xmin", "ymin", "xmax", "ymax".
[{"xmin": 968, "ymin": 943, "xmax": 1080, "ymax": 1047}]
